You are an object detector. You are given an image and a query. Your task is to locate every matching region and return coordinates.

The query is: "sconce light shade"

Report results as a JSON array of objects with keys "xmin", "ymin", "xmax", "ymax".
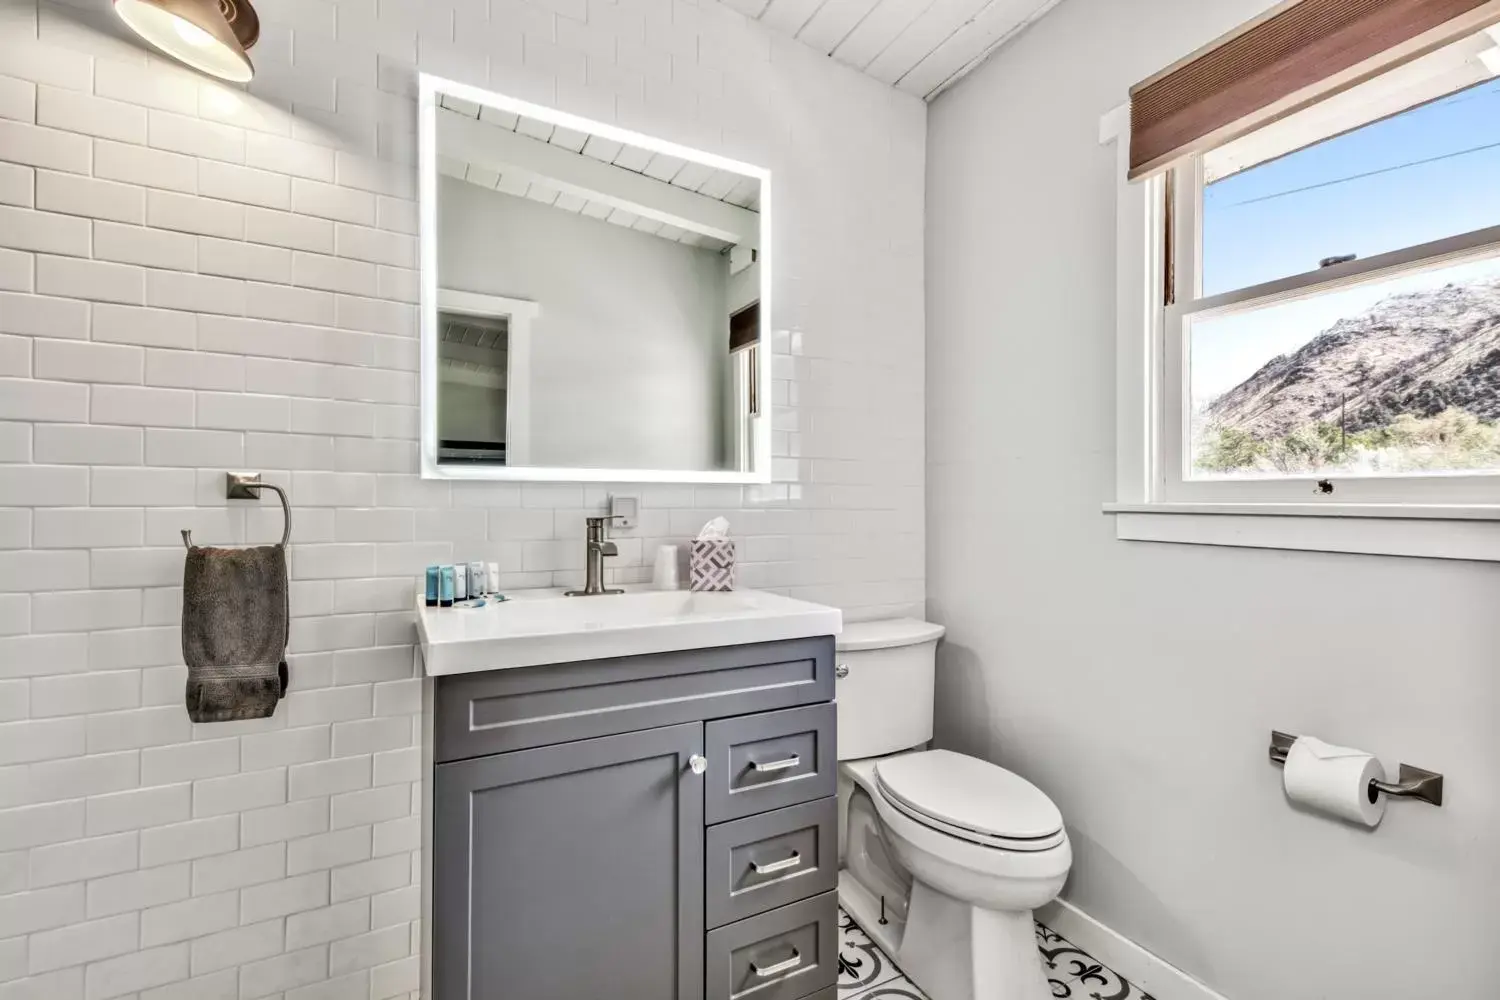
[{"xmin": 113, "ymin": 0, "xmax": 259, "ymax": 83}]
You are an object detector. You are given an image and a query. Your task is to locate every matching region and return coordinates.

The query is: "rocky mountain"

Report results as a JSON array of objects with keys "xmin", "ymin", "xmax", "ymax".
[{"xmin": 1206, "ymin": 278, "xmax": 1500, "ymax": 439}]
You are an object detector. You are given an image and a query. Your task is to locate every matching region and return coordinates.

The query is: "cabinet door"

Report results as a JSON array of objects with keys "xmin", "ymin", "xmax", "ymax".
[{"xmin": 435, "ymin": 722, "xmax": 705, "ymax": 1000}]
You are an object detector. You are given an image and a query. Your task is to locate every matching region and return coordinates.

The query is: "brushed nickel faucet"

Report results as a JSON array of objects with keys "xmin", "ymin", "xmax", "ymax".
[{"xmin": 565, "ymin": 515, "xmax": 625, "ymax": 597}]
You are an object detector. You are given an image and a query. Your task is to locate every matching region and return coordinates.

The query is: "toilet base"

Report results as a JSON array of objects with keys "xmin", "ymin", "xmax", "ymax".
[{"xmin": 842, "ymin": 873, "xmax": 1053, "ymax": 1000}]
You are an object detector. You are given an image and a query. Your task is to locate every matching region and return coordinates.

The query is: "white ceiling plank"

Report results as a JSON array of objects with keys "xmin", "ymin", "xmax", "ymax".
[
  {"xmin": 478, "ymin": 106, "xmax": 519, "ymax": 130},
  {"xmin": 824, "ymin": 0, "xmax": 937, "ymax": 70},
  {"xmin": 516, "ymin": 114, "xmax": 555, "ymax": 141},
  {"xmin": 549, "ymin": 125, "xmax": 590, "ymax": 152},
  {"xmin": 760, "ymin": 0, "xmax": 829, "ymax": 39},
  {"xmin": 465, "ymin": 165, "xmax": 501, "ymax": 188},
  {"xmin": 669, "ymin": 161, "xmax": 716, "ymax": 192},
  {"xmin": 611, "ymin": 144, "xmax": 654, "ymax": 172},
  {"xmin": 796, "ymin": 0, "xmax": 885, "ymax": 55},
  {"xmin": 696, "ymin": 169, "xmax": 741, "ymax": 201},
  {"xmin": 899, "ymin": 0, "xmax": 1059, "ymax": 98},
  {"xmin": 438, "ymin": 155, "xmax": 467, "ymax": 179},
  {"xmin": 633, "ymin": 217, "xmax": 665, "ymax": 235},
  {"xmin": 607, "ymin": 208, "xmax": 641, "ymax": 228},
  {"xmin": 581, "ymin": 135, "xmax": 624, "ymax": 163},
  {"xmin": 861, "ymin": 0, "xmax": 994, "ymax": 85},
  {"xmin": 580, "ymin": 201, "xmax": 613, "ymax": 220},
  {"xmin": 525, "ymin": 183, "xmax": 561, "ymax": 205},
  {"xmin": 440, "ymin": 95, "xmax": 482, "ymax": 117},
  {"xmin": 440, "ymin": 110, "xmax": 760, "ymax": 245},
  {"xmin": 643, "ymin": 154, "xmax": 688, "ymax": 183},
  {"xmin": 553, "ymin": 192, "xmax": 588, "ymax": 213},
  {"xmin": 495, "ymin": 172, "xmax": 530, "ymax": 197}
]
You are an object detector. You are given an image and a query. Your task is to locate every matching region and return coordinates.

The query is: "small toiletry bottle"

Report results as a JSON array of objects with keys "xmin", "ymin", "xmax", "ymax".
[
  {"xmin": 454, "ymin": 564, "xmax": 467, "ymax": 601},
  {"xmin": 468, "ymin": 561, "xmax": 485, "ymax": 596},
  {"xmin": 439, "ymin": 566, "xmax": 455, "ymax": 607},
  {"xmin": 487, "ymin": 562, "xmax": 500, "ymax": 595},
  {"xmin": 425, "ymin": 566, "xmax": 439, "ymax": 607}
]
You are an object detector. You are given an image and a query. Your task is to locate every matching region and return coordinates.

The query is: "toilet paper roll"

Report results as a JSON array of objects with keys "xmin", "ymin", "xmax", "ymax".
[{"xmin": 1283, "ymin": 736, "xmax": 1386, "ymax": 827}]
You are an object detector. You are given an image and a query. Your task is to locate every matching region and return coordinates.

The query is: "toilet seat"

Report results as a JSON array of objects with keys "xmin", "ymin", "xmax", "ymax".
[{"xmin": 874, "ymin": 750, "xmax": 1065, "ymax": 853}]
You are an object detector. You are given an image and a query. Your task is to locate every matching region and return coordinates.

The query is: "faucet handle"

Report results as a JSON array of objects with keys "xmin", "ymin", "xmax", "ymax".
[{"xmin": 585, "ymin": 514, "xmax": 626, "ymax": 527}]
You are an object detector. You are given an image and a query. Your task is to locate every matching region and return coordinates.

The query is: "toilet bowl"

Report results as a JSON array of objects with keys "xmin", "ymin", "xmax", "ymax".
[{"xmin": 835, "ymin": 620, "xmax": 1072, "ymax": 1000}]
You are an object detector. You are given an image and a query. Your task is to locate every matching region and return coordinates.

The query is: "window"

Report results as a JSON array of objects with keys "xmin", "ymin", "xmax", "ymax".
[
  {"xmin": 1161, "ymin": 23, "xmax": 1500, "ymax": 506},
  {"xmin": 1106, "ymin": 5, "xmax": 1500, "ymax": 559}
]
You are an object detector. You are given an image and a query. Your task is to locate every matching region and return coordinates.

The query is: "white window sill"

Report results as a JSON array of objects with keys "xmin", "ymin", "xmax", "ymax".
[{"xmin": 1104, "ymin": 502, "xmax": 1500, "ymax": 561}]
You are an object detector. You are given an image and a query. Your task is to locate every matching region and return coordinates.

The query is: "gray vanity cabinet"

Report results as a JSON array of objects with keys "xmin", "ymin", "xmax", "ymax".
[
  {"xmin": 432, "ymin": 636, "xmax": 839, "ymax": 1000},
  {"xmin": 433, "ymin": 722, "xmax": 705, "ymax": 1000}
]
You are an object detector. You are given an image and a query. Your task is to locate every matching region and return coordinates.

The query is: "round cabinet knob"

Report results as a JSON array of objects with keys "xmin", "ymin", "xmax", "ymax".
[
  {"xmin": 689, "ymin": 754, "xmax": 707, "ymax": 775},
  {"xmin": 835, "ymin": 663, "xmax": 849, "ymax": 679}
]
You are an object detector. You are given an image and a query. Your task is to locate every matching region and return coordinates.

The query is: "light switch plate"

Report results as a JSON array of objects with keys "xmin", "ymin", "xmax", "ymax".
[{"xmin": 610, "ymin": 494, "xmax": 639, "ymax": 529}]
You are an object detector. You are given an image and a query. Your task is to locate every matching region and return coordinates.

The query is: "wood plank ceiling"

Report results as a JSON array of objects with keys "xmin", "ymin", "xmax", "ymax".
[{"xmin": 736, "ymin": 0, "xmax": 1063, "ymax": 100}]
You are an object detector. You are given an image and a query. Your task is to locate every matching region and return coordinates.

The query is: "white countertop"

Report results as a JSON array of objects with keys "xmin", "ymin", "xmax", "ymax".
[{"xmin": 416, "ymin": 586, "xmax": 843, "ymax": 676}]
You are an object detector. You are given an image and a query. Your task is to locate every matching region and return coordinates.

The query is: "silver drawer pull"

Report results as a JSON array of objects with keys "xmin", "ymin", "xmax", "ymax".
[
  {"xmin": 751, "ymin": 852, "xmax": 801, "ymax": 876},
  {"xmin": 750, "ymin": 755, "xmax": 800, "ymax": 774},
  {"xmin": 750, "ymin": 949, "xmax": 801, "ymax": 978}
]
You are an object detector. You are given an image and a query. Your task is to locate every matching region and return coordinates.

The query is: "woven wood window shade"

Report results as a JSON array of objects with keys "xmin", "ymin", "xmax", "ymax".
[{"xmin": 1129, "ymin": 0, "xmax": 1498, "ymax": 179}]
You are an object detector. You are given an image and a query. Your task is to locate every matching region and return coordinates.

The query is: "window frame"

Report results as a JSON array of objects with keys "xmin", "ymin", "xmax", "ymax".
[
  {"xmin": 1162, "ymin": 155, "xmax": 1500, "ymax": 504},
  {"xmin": 1100, "ymin": 100, "xmax": 1500, "ymax": 562}
]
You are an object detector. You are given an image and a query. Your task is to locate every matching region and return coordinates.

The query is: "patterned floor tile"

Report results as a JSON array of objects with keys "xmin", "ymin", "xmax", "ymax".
[
  {"xmin": 839, "ymin": 908, "xmax": 1151, "ymax": 1000},
  {"xmin": 838, "ymin": 908, "xmax": 904, "ymax": 997}
]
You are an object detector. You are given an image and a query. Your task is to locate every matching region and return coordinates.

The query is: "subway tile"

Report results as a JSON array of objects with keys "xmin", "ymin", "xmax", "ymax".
[
  {"xmin": 193, "ymin": 767, "xmax": 286, "ymax": 818},
  {"xmin": 195, "ymin": 391, "xmax": 290, "ymax": 432},
  {"xmin": 86, "ymin": 862, "xmax": 190, "ymax": 918},
  {"xmin": 84, "ymin": 942, "xmax": 189, "ymax": 1000},
  {"xmin": 291, "ymin": 179, "xmax": 375, "ymax": 226},
  {"xmin": 90, "ymin": 548, "xmax": 183, "ymax": 589},
  {"xmin": 286, "ymin": 826, "xmax": 370, "ymax": 878},
  {"xmin": 0, "ymin": 247, "xmax": 30, "ymax": 291},
  {"xmin": 0, "ymin": 36, "xmax": 92, "ymax": 93},
  {"xmin": 241, "ymin": 797, "xmax": 328, "ymax": 848},
  {"xmin": 0, "ymin": 161, "xmax": 34, "ymax": 209},
  {"xmin": 148, "ymin": 110, "xmax": 244, "ymax": 164},
  {"xmin": 95, "ymin": 139, "xmax": 195, "ymax": 194},
  {"xmin": 138, "ymin": 970, "xmax": 239, "ymax": 1000},
  {"xmin": 0, "ymin": 119, "xmax": 91, "ymax": 174},
  {"xmin": 86, "ymin": 783, "xmax": 190, "ymax": 836},
  {"xmin": 144, "ymin": 428, "xmax": 244, "ymax": 468},
  {"xmin": 197, "ymin": 160, "xmax": 291, "ymax": 210},
  {"xmin": 144, "ymin": 349, "xmax": 243, "ymax": 392},
  {"xmin": 244, "ymin": 206, "xmax": 334, "ymax": 253},
  {"xmin": 191, "ymin": 843, "xmax": 286, "ymax": 896},
  {"xmin": 329, "ymin": 852, "xmax": 407, "ymax": 903},
  {"xmin": 36, "ymin": 86, "xmax": 144, "ymax": 144},
  {"xmin": 30, "ymin": 669, "xmax": 141, "ymax": 717},
  {"xmin": 189, "ymin": 923, "xmax": 282, "ymax": 977},
  {"xmin": 93, "ymin": 58, "xmax": 200, "ymax": 115},
  {"xmin": 27, "ymin": 913, "xmax": 139, "ymax": 974},
  {"xmin": 245, "ymin": 132, "xmax": 335, "ymax": 182},
  {"xmin": 93, "ymin": 303, "xmax": 195, "ymax": 349},
  {"xmin": 0, "ymin": 800, "xmax": 84, "ymax": 853},
  {"xmin": 92, "ymin": 384, "xmax": 194, "ymax": 428},
  {"xmin": 139, "ymin": 891, "xmax": 237, "ymax": 948},
  {"xmin": 93, "ymin": 221, "xmax": 197, "ymax": 272},
  {"xmin": 35, "ymin": 170, "xmax": 144, "ymax": 225},
  {"xmin": 0, "ymin": 205, "xmax": 90, "ymax": 256},
  {"xmin": 86, "ymin": 705, "xmax": 194, "ymax": 754},
  {"xmin": 0, "ymin": 968, "xmax": 85, "ymax": 1000},
  {"xmin": 0, "ymin": 464, "xmax": 88, "ymax": 506},
  {"xmin": 28, "ymin": 504, "xmax": 143, "ymax": 548},
  {"xmin": 145, "ymin": 269, "xmax": 245, "ymax": 316},
  {"xmin": 34, "ymin": 338, "xmax": 144, "ymax": 383},
  {"xmin": 145, "ymin": 189, "xmax": 244, "ymax": 239},
  {"xmin": 32, "ymin": 588, "xmax": 142, "ymax": 633},
  {"xmin": 241, "ymin": 870, "xmax": 328, "ymax": 924},
  {"xmin": 141, "ymin": 738, "xmax": 239, "ymax": 787},
  {"xmin": 0, "ymin": 882, "xmax": 84, "ymax": 938},
  {"xmin": 139, "ymin": 814, "xmax": 238, "ymax": 867},
  {"xmin": 0, "ymin": 549, "xmax": 90, "ymax": 592},
  {"xmin": 197, "ymin": 236, "xmax": 290, "ymax": 283},
  {"xmin": 285, "ymin": 899, "xmax": 368, "ymax": 951},
  {"xmin": 243, "ymin": 283, "xmax": 335, "ymax": 325}
]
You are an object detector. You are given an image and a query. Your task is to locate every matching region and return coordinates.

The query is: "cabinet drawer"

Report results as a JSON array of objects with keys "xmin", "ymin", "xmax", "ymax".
[
  {"xmin": 705, "ymin": 704, "xmax": 836, "ymax": 824},
  {"xmin": 707, "ymin": 798, "xmax": 837, "ymax": 928},
  {"xmin": 435, "ymin": 637, "xmax": 834, "ymax": 762},
  {"xmin": 705, "ymin": 891, "xmax": 838, "ymax": 1000}
]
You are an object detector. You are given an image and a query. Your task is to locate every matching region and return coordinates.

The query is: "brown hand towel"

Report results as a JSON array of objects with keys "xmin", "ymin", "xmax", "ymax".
[{"xmin": 181, "ymin": 543, "xmax": 289, "ymax": 723}]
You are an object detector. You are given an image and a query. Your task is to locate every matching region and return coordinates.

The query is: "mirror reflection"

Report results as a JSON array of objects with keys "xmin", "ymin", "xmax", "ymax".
[{"xmin": 428, "ymin": 87, "xmax": 767, "ymax": 478}]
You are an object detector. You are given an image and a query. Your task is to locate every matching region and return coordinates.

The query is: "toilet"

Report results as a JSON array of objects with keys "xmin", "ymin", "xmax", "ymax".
[{"xmin": 836, "ymin": 619, "xmax": 1071, "ymax": 1000}]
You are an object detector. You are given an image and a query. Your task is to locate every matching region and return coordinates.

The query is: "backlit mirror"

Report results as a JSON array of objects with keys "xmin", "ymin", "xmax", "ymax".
[{"xmin": 418, "ymin": 75, "xmax": 771, "ymax": 483}]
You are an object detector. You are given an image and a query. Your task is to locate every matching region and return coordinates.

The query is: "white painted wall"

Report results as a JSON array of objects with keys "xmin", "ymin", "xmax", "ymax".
[
  {"xmin": 925, "ymin": 1, "xmax": 1500, "ymax": 997},
  {"xmin": 0, "ymin": 0, "xmax": 926, "ymax": 995},
  {"xmin": 438, "ymin": 177, "xmax": 729, "ymax": 471}
]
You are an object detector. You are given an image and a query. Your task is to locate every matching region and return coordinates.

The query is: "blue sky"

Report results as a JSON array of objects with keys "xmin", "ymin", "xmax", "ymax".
[{"xmin": 1190, "ymin": 74, "xmax": 1500, "ymax": 403}]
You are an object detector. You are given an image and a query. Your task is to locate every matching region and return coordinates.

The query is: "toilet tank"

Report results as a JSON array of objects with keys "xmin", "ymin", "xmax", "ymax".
[{"xmin": 835, "ymin": 618, "xmax": 946, "ymax": 761}]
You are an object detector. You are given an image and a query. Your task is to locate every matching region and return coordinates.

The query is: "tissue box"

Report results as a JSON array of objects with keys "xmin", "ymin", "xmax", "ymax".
[{"xmin": 689, "ymin": 538, "xmax": 736, "ymax": 591}]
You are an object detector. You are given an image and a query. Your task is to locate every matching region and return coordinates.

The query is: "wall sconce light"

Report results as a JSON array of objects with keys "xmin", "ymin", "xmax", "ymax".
[{"xmin": 113, "ymin": 0, "xmax": 259, "ymax": 83}]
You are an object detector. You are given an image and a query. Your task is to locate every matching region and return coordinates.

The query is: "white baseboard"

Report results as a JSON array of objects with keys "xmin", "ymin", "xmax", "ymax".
[{"xmin": 1036, "ymin": 898, "xmax": 1230, "ymax": 1000}]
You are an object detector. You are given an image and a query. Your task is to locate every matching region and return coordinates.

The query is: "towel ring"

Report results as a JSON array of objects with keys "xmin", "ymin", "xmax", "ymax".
[{"xmin": 182, "ymin": 473, "xmax": 292, "ymax": 549}]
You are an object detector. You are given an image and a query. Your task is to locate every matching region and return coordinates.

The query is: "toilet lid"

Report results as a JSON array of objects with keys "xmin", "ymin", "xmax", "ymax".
[{"xmin": 874, "ymin": 750, "xmax": 1063, "ymax": 843}]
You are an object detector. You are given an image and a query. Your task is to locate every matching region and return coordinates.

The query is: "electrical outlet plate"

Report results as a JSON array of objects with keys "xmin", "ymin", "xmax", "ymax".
[{"xmin": 610, "ymin": 494, "xmax": 639, "ymax": 529}]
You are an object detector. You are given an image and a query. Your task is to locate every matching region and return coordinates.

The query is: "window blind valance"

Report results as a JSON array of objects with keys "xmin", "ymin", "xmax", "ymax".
[{"xmin": 1128, "ymin": 0, "xmax": 1498, "ymax": 179}]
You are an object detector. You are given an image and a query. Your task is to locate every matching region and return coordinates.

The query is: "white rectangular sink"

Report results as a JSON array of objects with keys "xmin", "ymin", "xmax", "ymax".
[{"xmin": 417, "ymin": 587, "xmax": 843, "ymax": 676}]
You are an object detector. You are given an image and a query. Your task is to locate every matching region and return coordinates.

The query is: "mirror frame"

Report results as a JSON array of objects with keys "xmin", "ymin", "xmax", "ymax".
[{"xmin": 417, "ymin": 73, "xmax": 774, "ymax": 484}]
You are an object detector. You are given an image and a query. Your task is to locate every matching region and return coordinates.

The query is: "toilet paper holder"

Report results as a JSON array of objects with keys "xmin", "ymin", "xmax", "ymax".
[{"xmin": 1269, "ymin": 731, "xmax": 1444, "ymax": 807}]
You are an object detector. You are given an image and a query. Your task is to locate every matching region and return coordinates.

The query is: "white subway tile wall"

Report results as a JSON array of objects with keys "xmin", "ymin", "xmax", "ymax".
[{"xmin": 0, "ymin": 0, "xmax": 926, "ymax": 996}]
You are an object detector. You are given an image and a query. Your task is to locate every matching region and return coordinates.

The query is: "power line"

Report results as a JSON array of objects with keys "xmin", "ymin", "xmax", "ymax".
[{"xmin": 1216, "ymin": 136, "xmax": 1500, "ymax": 210}]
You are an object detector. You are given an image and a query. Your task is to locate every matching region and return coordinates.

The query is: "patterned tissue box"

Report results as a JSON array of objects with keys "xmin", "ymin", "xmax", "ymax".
[{"xmin": 689, "ymin": 538, "xmax": 736, "ymax": 592}]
